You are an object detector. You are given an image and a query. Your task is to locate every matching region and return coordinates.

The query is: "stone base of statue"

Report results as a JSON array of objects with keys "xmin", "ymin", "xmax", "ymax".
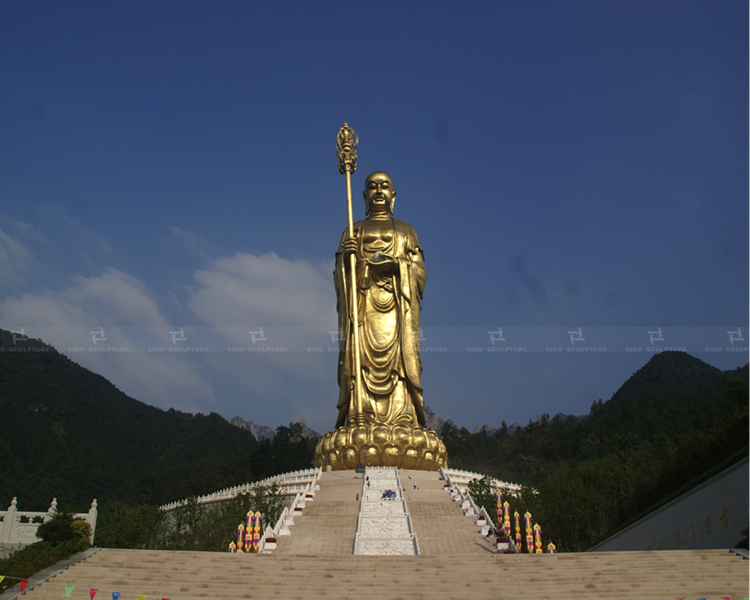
[{"xmin": 312, "ymin": 423, "xmax": 448, "ymax": 471}]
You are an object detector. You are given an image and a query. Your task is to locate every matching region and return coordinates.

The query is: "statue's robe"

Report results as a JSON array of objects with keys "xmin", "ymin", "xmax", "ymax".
[{"xmin": 334, "ymin": 217, "xmax": 426, "ymax": 429}]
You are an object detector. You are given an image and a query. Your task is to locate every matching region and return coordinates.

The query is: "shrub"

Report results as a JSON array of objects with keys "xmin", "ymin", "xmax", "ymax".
[
  {"xmin": 71, "ymin": 520, "xmax": 93, "ymax": 545},
  {"xmin": 36, "ymin": 512, "xmax": 76, "ymax": 545},
  {"xmin": 0, "ymin": 537, "xmax": 89, "ymax": 594},
  {"xmin": 94, "ymin": 502, "xmax": 165, "ymax": 549}
]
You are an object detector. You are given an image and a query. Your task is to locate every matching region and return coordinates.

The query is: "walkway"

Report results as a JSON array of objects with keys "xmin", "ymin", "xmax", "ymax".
[{"xmin": 273, "ymin": 469, "xmax": 361, "ymax": 555}]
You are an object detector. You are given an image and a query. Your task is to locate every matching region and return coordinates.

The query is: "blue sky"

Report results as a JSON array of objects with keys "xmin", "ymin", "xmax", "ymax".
[{"xmin": 1, "ymin": 1, "xmax": 747, "ymax": 433}]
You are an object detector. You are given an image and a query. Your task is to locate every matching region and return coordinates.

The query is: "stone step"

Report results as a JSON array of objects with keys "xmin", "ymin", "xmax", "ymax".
[
  {"xmin": 23, "ymin": 576, "xmax": 748, "ymax": 597},
  {"xmin": 25, "ymin": 591, "xmax": 741, "ymax": 600},
  {"xmin": 399, "ymin": 469, "xmax": 496, "ymax": 555},
  {"xmin": 273, "ymin": 470, "xmax": 362, "ymax": 555},
  {"xmin": 60, "ymin": 549, "xmax": 744, "ymax": 572},
  {"xmin": 39, "ymin": 567, "xmax": 745, "ymax": 585}
]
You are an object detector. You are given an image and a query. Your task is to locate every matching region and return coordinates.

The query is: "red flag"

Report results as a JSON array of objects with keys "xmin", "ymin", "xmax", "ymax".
[
  {"xmin": 20, "ymin": 580, "xmax": 29, "ymax": 592},
  {"xmin": 90, "ymin": 588, "xmax": 98, "ymax": 599}
]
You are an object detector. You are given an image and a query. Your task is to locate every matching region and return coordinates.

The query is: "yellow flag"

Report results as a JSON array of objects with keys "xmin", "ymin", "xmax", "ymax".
[
  {"xmin": 137, "ymin": 595, "xmax": 146, "ymax": 600},
  {"xmin": 0, "ymin": 576, "xmax": 4, "ymax": 584}
]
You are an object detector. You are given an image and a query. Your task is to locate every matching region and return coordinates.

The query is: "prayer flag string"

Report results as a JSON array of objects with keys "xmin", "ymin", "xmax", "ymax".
[{"xmin": 0, "ymin": 574, "xmax": 175, "ymax": 599}]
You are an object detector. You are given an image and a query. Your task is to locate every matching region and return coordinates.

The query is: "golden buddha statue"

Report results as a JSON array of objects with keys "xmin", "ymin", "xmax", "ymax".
[
  {"xmin": 334, "ymin": 171, "xmax": 426, "ymax": 429},
  {"xmin": 313, "ymin": 169, "xmax": 447, "ymax": 471}
]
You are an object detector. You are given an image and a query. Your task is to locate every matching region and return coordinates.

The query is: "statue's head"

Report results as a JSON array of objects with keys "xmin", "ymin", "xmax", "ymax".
[{"xmin": 363, "ymin": 171, "xmax": 396, "ymax": 216}]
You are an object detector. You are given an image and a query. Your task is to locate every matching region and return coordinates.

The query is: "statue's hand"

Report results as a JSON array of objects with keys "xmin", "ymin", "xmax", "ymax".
[
  {"xmin": 371, "ymin": 252, "xmax": 397, "ymax": 264},
  {"xmin": 343, "ymin": 236, "xmax": 358, "ymax": 257}
]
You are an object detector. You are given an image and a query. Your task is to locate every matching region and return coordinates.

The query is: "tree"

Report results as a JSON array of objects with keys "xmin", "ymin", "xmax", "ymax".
[
  {"xmin": 157, "ymin": 484, "xmax": 284, "ymax": 552},
  {"xmin": 467, "ymin": 477, "xmax": 498, "ymax": 525},
  {"xmin": 725, "ymin": 377, "xmax": 749, "ymax": 411}
]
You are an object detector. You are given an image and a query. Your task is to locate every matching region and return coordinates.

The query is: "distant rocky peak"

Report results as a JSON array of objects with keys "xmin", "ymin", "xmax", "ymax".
[
  {"xmin": 298, "ymin": 419, "xmax": 320, "ymax": 439},
  {"xmin": 423, "ymin": 404, "xmax": 448, "ymax": 434},
  {"xmin": 473, "ymin": 424, "xmax": 497, "ymax": 436},
  {"xmin": 230, "ymin": 416, "xmax": 320, "ymax": 441},
  {"xmin": 230, "ymin": 416, "xmax": 275, "ymax": 441}
]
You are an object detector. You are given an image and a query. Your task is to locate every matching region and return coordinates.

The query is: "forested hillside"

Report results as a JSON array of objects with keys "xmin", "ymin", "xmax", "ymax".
[
  {"xmin": 443, "ymin": 351, "xmax": 748, "ymax": 550},
  {"xmin": 0, "ymin": 330, "xmax": 314, "ymax": 510}
]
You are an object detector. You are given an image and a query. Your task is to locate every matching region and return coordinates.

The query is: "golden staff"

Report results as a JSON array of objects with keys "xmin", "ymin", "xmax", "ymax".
[{"xmin": 335, "ymin": 123, "xmax": 365, "ymax": 427}]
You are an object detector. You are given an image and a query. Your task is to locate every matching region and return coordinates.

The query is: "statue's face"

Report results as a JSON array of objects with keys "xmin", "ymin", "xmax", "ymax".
[{"xmin": 363, "ymin": 172, "xmax": 396, "ymax": 215}]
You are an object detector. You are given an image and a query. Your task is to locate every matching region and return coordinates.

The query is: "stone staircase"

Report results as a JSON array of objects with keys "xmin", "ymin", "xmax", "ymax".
[
  {"xmin": 353, "ymin": 467, "xmax": 418, "ymax": 555},
  {"xmin": 18, "ymin": 547, "xmax": 749, "ymax": 600},
  {"xmin": 13, "ymin": 469, "xmax": 750, "ymax": 600},
  {"xmin": 272, "ymin": 470, "xmax": 361, "ymax": 555},
  {"xmin": 401, "ymin": 468, "xmax": 495, "ymax": 555}
]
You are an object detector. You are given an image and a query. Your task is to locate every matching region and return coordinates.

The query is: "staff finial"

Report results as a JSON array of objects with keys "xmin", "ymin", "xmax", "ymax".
[{"xmin": 336, "ymin": 123, "xmax": 358, "ymax": 175}]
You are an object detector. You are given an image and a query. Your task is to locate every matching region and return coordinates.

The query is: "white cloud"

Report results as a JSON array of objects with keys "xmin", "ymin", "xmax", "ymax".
[
  {"xmin": 0, "ymin": 227, "xmax": 35, "ymax": 284},
  {"xmin": 36, "ymin": 205, "xmax": 111, "ymax": 253},
  {"xmin": 0, "ymin": 218, "xmax": 46, "ymax": 242},
  {"xmin": 0, "ymin": 268, "xmax": 215, "ymax": 413},
  {"xmin": 66, "ymin": 268, "xmax": 167, "ymax": 327},
  {"xmin": 186, "ymin": 251, "xmax": 340, "ymax": 429},
  {"xmin": 169, "ymin": 225, "xmax": 209, "ymax": 258},
  {"xmin": 189, "ymin": 252, "xmax": 336, "ymax": 328},
  {"xmin": 0, "ymin": 268, "xmax": 165, "ymax": 327}
]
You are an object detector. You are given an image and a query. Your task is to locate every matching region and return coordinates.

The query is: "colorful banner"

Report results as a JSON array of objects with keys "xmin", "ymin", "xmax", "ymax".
[
  {"xmin": 65, "ymin": 585, "xmax": 75, "ymax": 598},
  {"xmin": 112, "ymin": 593, "xmax": 121, "ymax": 600},
  {"xmin": 90, "ymin": 588, "xmax": 98, "ymax": 599},
  {"xmin": 20, "ymin": 579, "xmax": 28, "ymax": 592}
]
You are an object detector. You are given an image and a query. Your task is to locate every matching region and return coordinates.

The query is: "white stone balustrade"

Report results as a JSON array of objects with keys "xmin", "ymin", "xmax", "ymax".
[
  {"xmin": 160, "ymin": 467, "xmax": 322, "ymax": 512},
  {"xmin": 441, "ymin": 477, "xmax": 498, "ymax": 539},
  {"xmin": 257, "ymin": 478, "xmax": 320, "ymax": 553},
  {"xmin": 440, "ymin": 466, "xmax": 522, "ymax": 496},
  {"xmin": 0, "ymin": 497, "xmax": 98, "ymax": 556}
]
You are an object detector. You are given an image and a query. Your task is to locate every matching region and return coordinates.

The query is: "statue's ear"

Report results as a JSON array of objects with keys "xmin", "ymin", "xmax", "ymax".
[
  {"xmin": 389, "ymin": 190, "xmax": 396, "ymax": 215},
  {"xmin": 363, "ymin": 190, "xmax": 370, "ymax": 216}
]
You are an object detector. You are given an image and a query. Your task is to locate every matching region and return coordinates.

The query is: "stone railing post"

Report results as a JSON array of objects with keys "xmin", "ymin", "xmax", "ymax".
[
  {"xmin": 1, "ymin": 498, "xmax": 18, "ymax": 543},
  {"xmin": 87, "ymin": 500, "xmax": 98, "ymax": 544},
  {"xmin": 46, "ymin": 498, "xmax": 58, "ymax": 523}
]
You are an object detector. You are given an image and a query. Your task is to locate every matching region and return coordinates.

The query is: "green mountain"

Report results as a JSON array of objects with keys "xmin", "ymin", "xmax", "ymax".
[
  {"xmin": 0, "ymin": 330, "xmax": 261, "ymax": 510},
  {"xmin": 610, "ymin": 350, "xmax": 731, "ymax": 406},
  {"xmin": 441, "ymin": 350, "xmax": 748, "ymax": 551},
  {"xmin": 584, "ymin": 350, "xmax": 740, "ymax": 445}
]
